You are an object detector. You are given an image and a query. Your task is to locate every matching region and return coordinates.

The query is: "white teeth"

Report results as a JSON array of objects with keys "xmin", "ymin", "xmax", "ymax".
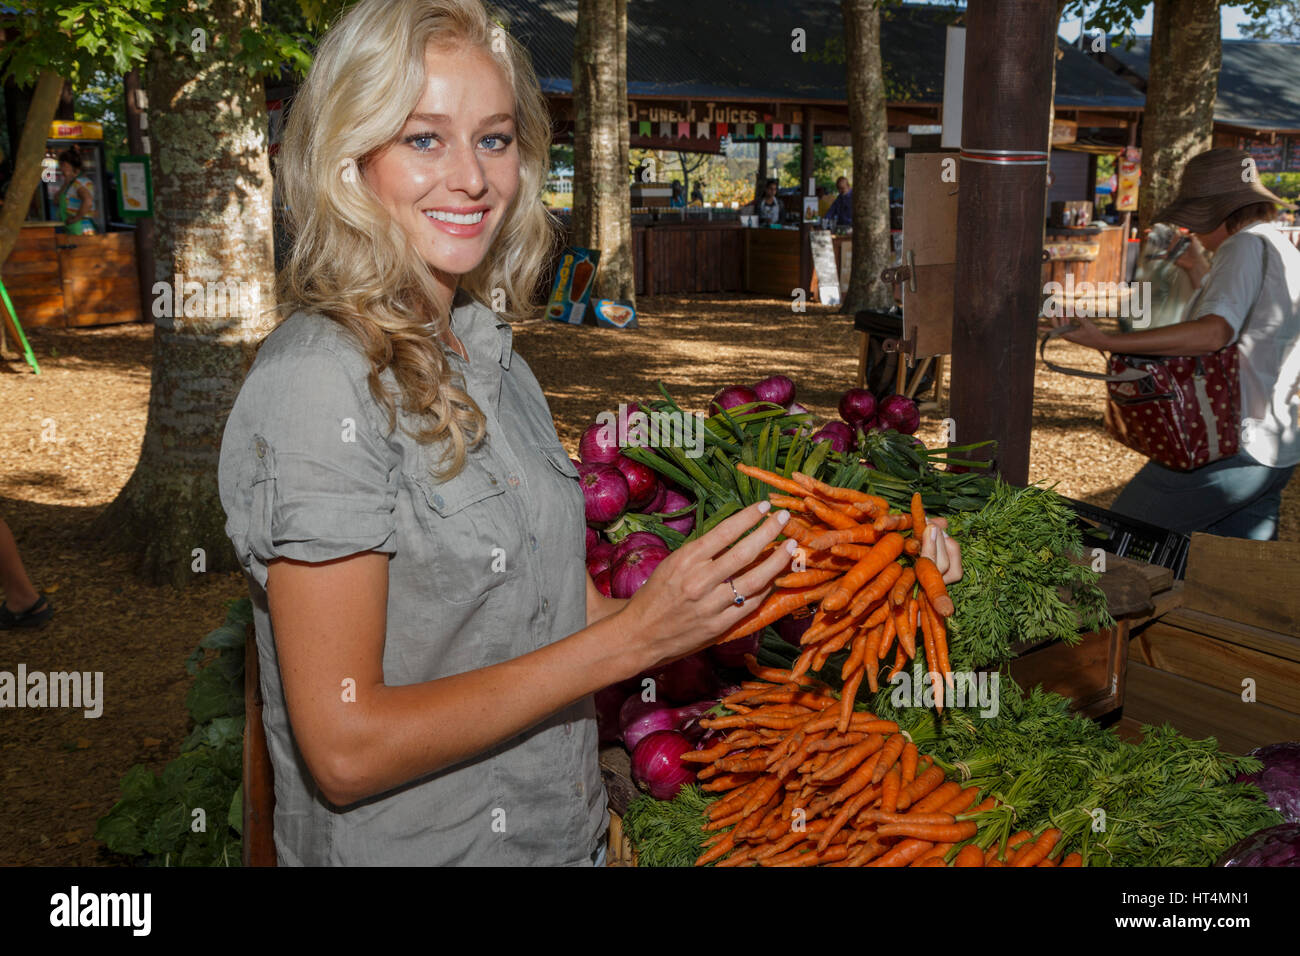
[{"xmin": 425, "ymin": 210, "xmax": 485, "ymax": 225}]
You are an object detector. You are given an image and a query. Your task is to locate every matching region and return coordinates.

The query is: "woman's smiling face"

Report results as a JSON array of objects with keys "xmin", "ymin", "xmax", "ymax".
[{"xmin": 363, "ymin": 42, "xmax": 521, "ymax": 282}]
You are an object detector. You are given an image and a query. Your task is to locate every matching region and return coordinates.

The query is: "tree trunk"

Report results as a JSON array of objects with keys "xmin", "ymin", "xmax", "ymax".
[
  {"xmin": 840, "ymin": 0, "xmax": 892, "ymax": 313},
  {"xmin": 0, "ymin": 72, "xmax": 63, "ymax": 270},
  {"xmin": 572, "ymin": 0, "xmax": 634, "ymax": 304},
  {"xmin": 1138, "ymin": 0, "xmax": 1221, "ymax": 232},
  {"xmin": 93, "ymin": 0, "xmax": 277, "ymax": 587}
]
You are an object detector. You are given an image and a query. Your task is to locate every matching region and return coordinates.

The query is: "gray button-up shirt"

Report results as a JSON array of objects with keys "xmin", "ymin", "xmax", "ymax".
[{"xmin": 218, "ymin": 297, "xmax": 606, "ymax": 865}]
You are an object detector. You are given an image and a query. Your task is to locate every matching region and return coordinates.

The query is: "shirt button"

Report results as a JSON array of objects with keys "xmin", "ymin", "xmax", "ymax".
[
  {"xmin": 530, "ymin": 534, "xmax": 538, "ymax": 551},
  {"xmin": 433, "ymin": 493, "xmax": 445, "ymax": 509},
  {"xmin": 488, "ymin": 473, "xmax": 498, "ymax": 486},
  {"xmin": 542, "ymin": 598, "xmax": 550, "ymax": 613},
  {"xmin": 254, "ymin": 438, "xmax": 267, "ymax": 458},
  {"xmin": 564, "ymin": 721, "xmax": 573, "ymax": 736}
]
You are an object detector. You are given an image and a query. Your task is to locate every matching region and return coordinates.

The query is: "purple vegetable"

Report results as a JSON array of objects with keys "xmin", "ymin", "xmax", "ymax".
[
  {"xmin": 786, "ymin": 401, "xmax": 811, "ymax": 416},
  {"xmin": 658, "ymin": 488, "xmax": 696, "ymax": 534},
  {"xmin": 620, "ymin": 696, "xmax": 715, "ymax": 752},
  {"xmin": 585, "ymin": 526, "xmax": 599, "ymax": 553},
  {"xmin": 812, "ymin": 421, "xmax": 854, "ymax": 452},
  {"xmin": 593, "ymin": 568, "xmax": 612, "ymax": 597},
  {"xmin": 610, "ymin": 545, "xmax": 671, "ymax": 599},
  {"xmin": 1237, "ymin": 742, "xmax": 1300, "ymax": 823},
  {"xmin": 838, "ymin": 388, "xmax": 877, "ymax": 428},
  {"xmin": 877, "ymin": 394, "xmax": 921, "ymax": 435},
  {"xmin": 595, "ymin": 682, "xmax": 633, "ymax": 745},
  {"xmin": 753, "ymin": 375, "xmax": 796, "ymax": 408},
  {"xmin": 650, "ymin": 651, "xmax": 718, "ymax": 704},
  {"xmin": 578, "ymin": 421, "xmax": 622, "ymax": 464},
  {"xmin": 708, "ymin": 633, "xmax": 760, "ymax": 670},
  {"xmin": 614, "ymin": 455, "xmax": 658, "ymax": 510},
  {"xmin": 577, "ymin": 462, "xmax": 629, "ymax": 525},
  {"xmin": 1216, "ymin": 823, "xmax": 1300, "ymax": 866},
  {"xmin": 585, "ymin": 541, "xmax": 616, "ymax": 578},
  {"xmin": 775, "ymin": 609, "xmax": 817, "ymax": 646},
  {"xmin": 631, "ymin": 730, "xmax": 696, "ymax": 801},
  {"xmin": 612, "ymin": 530, "xmax": 668, "ymax": 565},
  {"xmin": 641, "ymin": 481, "xmax": 668, "ymax": 514},
  {"xmin": 710, "ymin": 385, "xmax": 758, "ymax": 415}
]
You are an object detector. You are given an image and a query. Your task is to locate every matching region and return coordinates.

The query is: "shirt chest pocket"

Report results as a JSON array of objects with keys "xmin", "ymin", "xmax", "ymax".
[{"xmin": 410, "ymin": 454, "xmax": 524, "ymax": 607}]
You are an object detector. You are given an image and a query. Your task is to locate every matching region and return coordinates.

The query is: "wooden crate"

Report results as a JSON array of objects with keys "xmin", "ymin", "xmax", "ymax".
[
  {"xmin": 1007, "ymin": 623, "xmax": 1129, "ymax": 719},
  {"xmin": 1123, "ymin": 534, "xmax": 1300, "ymax": 754},
  {"xmin": 2, "ymin": 225, "xmax": 66, "ymax": 328}
]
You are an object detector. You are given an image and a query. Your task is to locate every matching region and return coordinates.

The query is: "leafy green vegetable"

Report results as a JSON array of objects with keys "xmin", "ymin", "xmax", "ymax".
[
  {"xmin": 96, "ymin": 598, "xmax": 250, "ymax": 866},
  {"xmin": 622, "ymin": 784, "xmax": 718, "ymax": 867}
]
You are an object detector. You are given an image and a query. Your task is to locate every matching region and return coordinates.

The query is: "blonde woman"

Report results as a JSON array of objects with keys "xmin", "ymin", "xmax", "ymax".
[
  {"xmin": 220, "ymin": 0, "xmax": 959, "ymax": 866},
  {"xmin": 218, "ymin": 0, "xmax": 800, "ymax": 867}
]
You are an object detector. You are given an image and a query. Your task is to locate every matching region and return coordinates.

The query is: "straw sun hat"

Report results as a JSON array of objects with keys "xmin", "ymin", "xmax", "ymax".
[{"xmin": 1154, "ymin": 147, "xmax": 1296, "ymax": 233}]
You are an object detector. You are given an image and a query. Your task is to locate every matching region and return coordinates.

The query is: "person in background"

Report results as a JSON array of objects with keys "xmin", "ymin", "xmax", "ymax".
[
  {"xmin": 55, "ymin": 148, "xmax": 96, "ymax": 235},
  {"xmin": 690, "ymin": 181, "xmax": 704, "ymax": 205},
  {"xmin": 0, "ymin": 517, "xmax": 53, "ymax": 629},
  {"xmin": 757, "ymin": 178, "xmax": 781, "ymax": 225},
  {"xmin": 1052, "ymin": 148, "xmax": 1300, "ymax": 540},
  {"xmin": 827, "ymin": 175, "xmax": 853, "ymax": 229},
  {"xmin": 670, "ymin": 180, "xmax": 685, "ymax": 208}
]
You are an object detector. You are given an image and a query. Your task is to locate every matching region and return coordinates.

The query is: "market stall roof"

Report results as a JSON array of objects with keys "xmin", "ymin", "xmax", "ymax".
[
  {"xmin": 1105, "ymin": 37, "xmax": 1300, "ymax": 133},
  {"xmin": 491, "ymin": 0, "xmax": 1144, "ymax": 110}
]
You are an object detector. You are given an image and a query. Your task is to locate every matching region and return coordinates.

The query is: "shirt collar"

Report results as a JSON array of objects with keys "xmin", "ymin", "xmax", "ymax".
[{"xmin": 449, "ymin": 296, "xmax": 513, "ymax": 371}]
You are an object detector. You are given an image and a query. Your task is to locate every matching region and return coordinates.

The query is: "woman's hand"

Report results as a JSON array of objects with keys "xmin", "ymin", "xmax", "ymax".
[
  {"xmin": 1048, "ymin": 314, "xmax": 1111, "ymax": 352},
  {"xmin": 619, "ymin": 501, "xmax": 795, "ymax": 670},
  {"xmin": 1172, "ymin": 235, "xmax": 1211, "ymax": 287},
  {"xmin": 919, "ymin": 516, "xmax": 963, "ymax": 585}
]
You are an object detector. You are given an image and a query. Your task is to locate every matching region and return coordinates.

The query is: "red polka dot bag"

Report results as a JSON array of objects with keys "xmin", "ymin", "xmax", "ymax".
[{"xmin": 1040, "ymin": 327, "xmax": 1242, "ymax": 472}]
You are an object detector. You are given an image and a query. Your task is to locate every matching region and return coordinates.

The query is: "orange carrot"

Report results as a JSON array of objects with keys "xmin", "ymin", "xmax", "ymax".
[
  {"xmin": 914, "ymin": 555, "xmax": 956, "ymax": 617},
  {"xmin": 790, "ymin": 472, "xmax": 880, "ymax": 508},
  {"xmin": 849, "ymin": 562, "xmax": 904, "ymax": 618},
  {"xmin": 842, "ymin": 628, "xmax": 870, "ymax": 681},
  {"xmin": 1012, "ymin": 828, "xmax": 1061, "ymax": 867},
  {"xmin": 822, "ymin": 533, "xmax": 906, "ymax": 612},
  {"xmin": 768, "ymin": 493, "xmax": 810, "ymax": 512},
  {"xmin": 802, "ymin": 714, "xmax": 893, "ymax": 735},
  {"xmin": 736, "ymin": 463, "xmax": 810, "ymax": 497},
  {"xmin": 1001, "ymin": 830, "xmax": 1034, "ymax": 863},
  {"xmin": 910, "ymin": 781, "xmax": 963, "ymax": 815},
  {"xmin": 878, "ymin": 608, "xmax": 897, "ymax": 660},
  {"xmin": 890, "ymin": 566, "xmax": 917, "ymax": 607},
  {"xmin": 873, "ymin": 513, "xmax": 914, "ymax": 533},
  {"xmin": 954, "ymin": 844, "xmax": 985, "ymax": 867},
  {"xmin": 773, "ymin": 568, "xmax": 842, "ymax": 588},
  {"xmin": 887, "ymin": 644, "xmax": 907, "ymax": 681},
  {"xmin": 900, "ymin": 741, "xmax": 919, "ymax": 786},
  {"xmin": 880, "ymin": 764, "xmax": 902, "ymax": 813},
  {"xmin": 807, "ymin": 525, "xmax": 879, "ymax": 551},
  {"xmin": 940, "ymin": 786, "xmax": 982, "ymax": 816},
  {"xmin": 871, "ymin": 732, "xmax": 908, "ymax": 784},
  {"xmin": 899, "ymin": 595, "xmax": 918, "ymax": 657},
  {"xmin": 715, "ymin": 579, "xmax": 841, "ymax": 644},
  {"xmin": 866, "ymin": 839, "xmax": 934, "ymax": 867},
  {"xmin": 918, "ymin": 594, "xmax": 943, "ymax": 712},
  {"xmin": 876, "ymin": 821, "xmax": 977, "ymax": 842},
  {"xmin": 830, "ymin": 543, "xmax": 873, "ymax": 560},
  {"xmin": 807, "ymin": 498, "xmax": 862, "ymax": 531},
  {"xmin": 695, "ymin": 831, "xmax": 737, "ymax": 865},
  {"xmin": 1060, "ymin": 852, "xmax": 1083, "ymax": 867},
  {"xmin": 910, "ymin": 493, "xmax": 926, "ymax": 538},
  {"xmin": 814, "ymin": 731, "xmax": 883, "ymax": 782},
  {"xmin": 894, "ymin": 764, "xmax": 945, "ymax": 811},
  {"xmin": 837, "ymin": 667, "xmax": 865, "ymax": 735}
]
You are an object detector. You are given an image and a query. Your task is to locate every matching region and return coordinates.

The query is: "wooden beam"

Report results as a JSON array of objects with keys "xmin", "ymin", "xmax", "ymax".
[
  {"xmin": 799, "ymin": 117, "xmax": 814, "ymax": 296},
  {"xmin": 949, "ymin": 0, "xmax": 1056, "ymax": 485},
  {"xmin": 886, "ymin": 107, "xmax": 941, "ymax": 127},
  {"xmin": 1070, "ymin": 109, "xmax": 1131, "ymax": 128}
]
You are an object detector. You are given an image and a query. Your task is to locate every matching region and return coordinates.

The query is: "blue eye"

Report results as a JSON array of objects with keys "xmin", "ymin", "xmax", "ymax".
[
  {"xmin": 481, "ymin": 133, "xmax": 514, "ymax": 151},
  {"xmin": 404, "ymin": 132, "xmax": 439, "ymax": 151}
]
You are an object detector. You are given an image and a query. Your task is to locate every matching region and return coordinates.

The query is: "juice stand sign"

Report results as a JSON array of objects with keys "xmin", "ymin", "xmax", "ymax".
[
  {"xmin": 1116, "ymin": 147, "xmax": 1140, "ymax": 213},
  {"xmin": 547, "ymin": 247, "xmax": 601, "ymax": 324}
]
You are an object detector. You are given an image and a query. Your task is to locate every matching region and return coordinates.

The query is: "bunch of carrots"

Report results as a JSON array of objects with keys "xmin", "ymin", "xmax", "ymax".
[
  {"xmin": 719, "ymin": 465, "xmax": 955, "ymax": 711},
  {"xmin": 685, "ymin": 658, "xmax": 1082, "ymax": 867}
]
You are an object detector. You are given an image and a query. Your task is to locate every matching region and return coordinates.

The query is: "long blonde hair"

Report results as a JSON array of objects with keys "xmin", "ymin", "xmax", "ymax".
[{"xmin": 275, "ymin": 0, "xmax": 558, "ymax": 476}]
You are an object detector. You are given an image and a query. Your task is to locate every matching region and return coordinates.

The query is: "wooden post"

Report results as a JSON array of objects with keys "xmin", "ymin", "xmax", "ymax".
[
  {"xmin": 123, "ymin": 70, "xmax": 155, "ymax": 325},
  {"xmin": 756, "ymin": 138, "xmax": 768, "ymax": 202},
  {"xmin": 799, "ymin": 116, "xmax": 814, "ymax": 298},
  {"xmin": 948, "ymin": 0, "xmax": 1056, "ymax": 485}
]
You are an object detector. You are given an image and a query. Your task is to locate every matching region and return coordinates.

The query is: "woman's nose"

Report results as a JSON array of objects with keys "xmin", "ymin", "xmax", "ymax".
[{"xmin": 444, "ymin": 140, "xmax": 487, "ymax": 197}]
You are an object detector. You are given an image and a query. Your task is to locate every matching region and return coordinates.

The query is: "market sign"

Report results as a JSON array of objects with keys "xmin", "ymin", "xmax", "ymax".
[
  {"xmin": 1239, "ymin": 136, "xmax": 1283, "ymax": 173},
  {"xmin": 1288, "ymin": 136, "xmax": 1300, "ymax": 174},
  {"xmin": 1116, "ymin": 146, "xmax": 1140, "ymax": 212},
  {"xmin": 1051, "ymin": 118, "xmax": 1077, "ymax": 146},
  {"xmin": 48, "ymin": 120, "xmax": 103, "ymax": 140},
  {"xmin": 628, "ymin": 100, "xmax": 804, "ymax": 142}
]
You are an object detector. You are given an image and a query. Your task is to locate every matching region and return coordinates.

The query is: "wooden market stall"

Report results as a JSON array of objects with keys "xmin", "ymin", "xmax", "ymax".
[{"xmin": 2, "ymin": 223, "xmax": 142, "ymax": 328}]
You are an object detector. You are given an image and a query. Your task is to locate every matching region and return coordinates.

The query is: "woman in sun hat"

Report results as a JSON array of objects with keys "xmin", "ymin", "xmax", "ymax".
[{"xmin": 1053, "ymin": 148, "xmax": 1300, "ymax": 540}]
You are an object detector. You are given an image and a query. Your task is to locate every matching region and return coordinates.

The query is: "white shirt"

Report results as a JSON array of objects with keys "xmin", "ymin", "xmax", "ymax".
[
  {"xmin": 1191, "ymin": 222, "xmax": 1300, "ymax": 468},
  {"xmin": 758, "ymin": 197, "xmax": 781, "ymax": 225}
]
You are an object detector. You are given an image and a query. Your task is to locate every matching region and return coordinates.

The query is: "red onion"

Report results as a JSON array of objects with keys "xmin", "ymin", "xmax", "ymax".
[
  {"xmin": 631, "ymin": 730, "xmax": 696, "ymax": 800},
  {"xmin": 578, "ymin": 421, "xmax": 622, "ymax": 464},
  {"xmin": 614, "ymin": 455, "xmax": 658, "ymax": 509},
  {"xmin": 651, "ymin": 651, "xmax": 718, "ymax": 704},
  {"xmin": 612, "ymin": 530, "xmax": 668, "ymax": 564},
  {"xmin": 577, "ymin": 461, "xmax": 629, "ymax": 524},
  {"xmin": 611, "ymin": 544, "xmax": 671, "ymax": 599},
  {"xmin": 710, "ymin": 385, "xmax": 758, "ymax": 415},
  {"xmin": 641, "ymin": 481, "xmax": 667, "ymax": 514},
  {"xmin": 585, "ymin": 526, "xmax": 599, "ymax": 553},
  {"xmin": 709, "ymin": 633, "xmax": 760, "ymax": 669},
  {"xmin": 786, "ymin": 401, "xmax": 811, "ymax": 416},
  {"xmin": 595, "ymin": 682, "xmax": 633, "ymax": 745},
  {"xmin": 812, "ymin": 422, "xmax": 854, "ymax": 452},
  {"xmin": 839, "ymin": 388, "xmax": 877, "ymax": 428},
  {"xmin": 753, "ymin": 375, "xmax": 796, "ymax": 408},
  {"xmin": 594, "ymin": 569, "xmax": 612, "ymax": 597},
  {"xmin": 658, "ymin": 488, "xmax": 696, "ymax": 534},
  {"xmin": 877, "ymin": 394, "xmax": 921, "ymax": 435},
  {"xmin": 586, "ymin": 541, "xmax": 616, "ymax": 578},
  {"xmin": 620, "ymin": 696, "xmax": 716, "ymax": 752}
]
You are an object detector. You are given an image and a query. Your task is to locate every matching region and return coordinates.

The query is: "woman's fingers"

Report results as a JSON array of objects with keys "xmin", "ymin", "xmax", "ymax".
[
  {"xmin": 941, "ymin": 533, "xmax": 963, "ymax": 585},
  {"xmin": 725, "ymin": 538, "xmax": 799, "ymax": 609},
  {"xmin": 681, "ymin": 501, "xmax": 777, "ymax": 562},
  {"xmin": 706, "ymin": 507, "xmax": 794, "ymax": 581}
]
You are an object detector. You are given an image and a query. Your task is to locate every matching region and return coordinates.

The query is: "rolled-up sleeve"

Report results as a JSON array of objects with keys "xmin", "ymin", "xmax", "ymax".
[
  {"xmin": 1191, "ymin": 233, "xmax": 1265, "ymax": 344},
  {"xmin": 219, "ymin": 343, "xmax": 399, "ymax": 588}
]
